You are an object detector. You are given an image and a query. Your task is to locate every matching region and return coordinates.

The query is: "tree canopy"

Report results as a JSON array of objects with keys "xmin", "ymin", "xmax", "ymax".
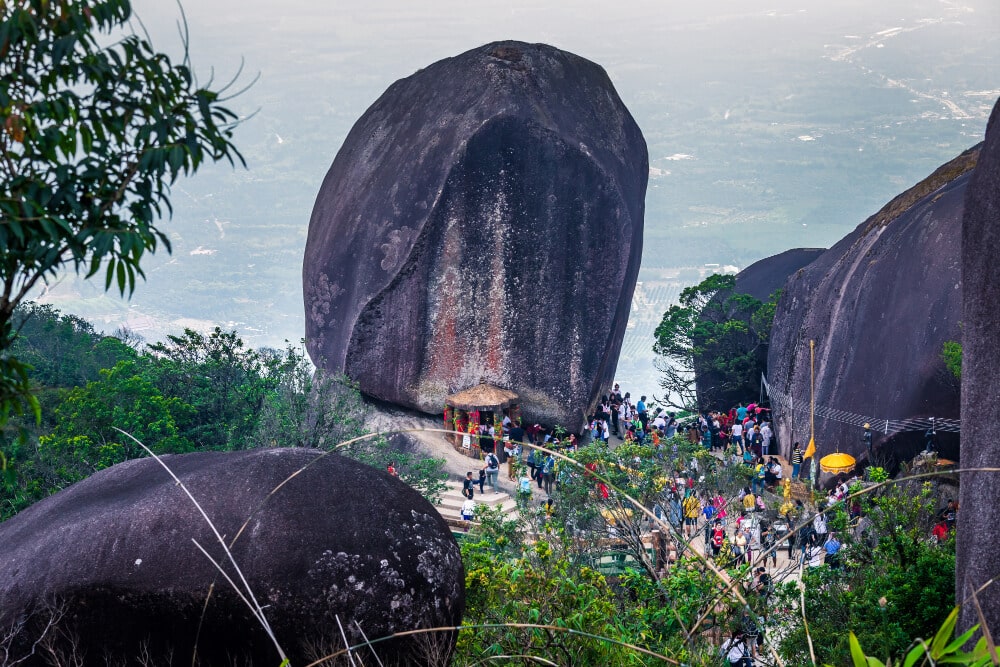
[
  {"xmin": 0, "ymin": 305, "xmax": 447, "ymax": 518},
  {"xmin": 0, "ymin": 0, "xmax": 244, "ymax": 423},
  {"xmin": 653, "ymin": 274, "xmax": 779, "ymax": 411}
]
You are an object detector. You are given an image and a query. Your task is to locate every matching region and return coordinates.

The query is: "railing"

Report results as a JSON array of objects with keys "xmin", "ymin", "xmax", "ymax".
[{"xmin": 760, "ymin": 373, "xmax": 960, "ymax": 435}]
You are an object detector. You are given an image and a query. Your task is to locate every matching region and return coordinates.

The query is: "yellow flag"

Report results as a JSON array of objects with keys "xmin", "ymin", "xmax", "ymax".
[{"xmin": 804, "ymin": 437, "xmax": 816, "ymax": 459}]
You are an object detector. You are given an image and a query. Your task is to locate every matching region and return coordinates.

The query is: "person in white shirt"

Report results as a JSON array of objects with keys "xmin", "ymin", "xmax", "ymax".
[
  {"xmin": 731, "ymin": 422, "xmax": 744, "ymax": 452},
  {"xmin": 813, "ymin": 511, "xmax": 828, "ymax": 538},
  {"xmin": 461, "ymin": 498, "xmax": 476, "ymax": 522},
  {"xmin": 721, "ymin": 633, "xmax": 751, "ymax": 666},
  {"xmin": 760, "ymin": 422, "xmax": 773, "ymax": 455}
]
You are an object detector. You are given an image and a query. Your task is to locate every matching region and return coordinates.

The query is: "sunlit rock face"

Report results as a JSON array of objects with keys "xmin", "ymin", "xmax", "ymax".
[
  {"xmin": 767, "ymin": 146, "xmax": 978, "ymax": 464},
  {"xmin": 958, "ymin": 97, "xmax": 1000, "ymax": 634},
  {"xmin": 0, "ymin": 449, "xmax": 463, "ymax": 666},
  {"xmin": 303, "ymin": 41, "xmax": 647, "ymax": 430}
]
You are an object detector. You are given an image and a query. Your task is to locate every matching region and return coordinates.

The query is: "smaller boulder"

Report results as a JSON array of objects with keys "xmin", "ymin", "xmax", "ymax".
[{"xmin": 0, "ymin": 449, "xmax": 464, "ymax": 666}]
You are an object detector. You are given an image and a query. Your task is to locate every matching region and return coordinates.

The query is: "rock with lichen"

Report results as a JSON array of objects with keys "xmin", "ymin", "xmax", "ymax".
[
  {"xmin": 957, "ymin": 96, "xmax": 1000, "ymax": 635},
  {"xmin": 303, "ymin": 41, "xmax": 647, "ymax": 430},
  {"xmin": 0, "ymin": 449, "xmax": 463, "ymax": 666}
]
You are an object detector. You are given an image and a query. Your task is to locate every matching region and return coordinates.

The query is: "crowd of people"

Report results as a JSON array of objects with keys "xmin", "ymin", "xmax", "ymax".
[{"xmin": 444, "ymin": 381, "xmax": 961, "ymax": 666}]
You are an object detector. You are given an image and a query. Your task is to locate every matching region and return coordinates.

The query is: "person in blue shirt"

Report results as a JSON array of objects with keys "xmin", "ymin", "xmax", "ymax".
[
  {"xmin": 736, "ymin": 404, "xmax": 748, "ymax": 422},
  {"xmin": 824, "ymin": 532, "xmax": 842, "ymax": 568}
]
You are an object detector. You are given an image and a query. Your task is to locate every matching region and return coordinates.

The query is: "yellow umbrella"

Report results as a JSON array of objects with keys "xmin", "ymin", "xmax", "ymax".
[{"xmin": 820, "ymin": 451, "xmax": 857, "ymax": 475}]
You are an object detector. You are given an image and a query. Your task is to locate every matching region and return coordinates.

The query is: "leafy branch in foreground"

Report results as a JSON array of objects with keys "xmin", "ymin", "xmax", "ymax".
[{"xmin": 0, "ymin": 0, "xmax": 247, "ymax": 425}]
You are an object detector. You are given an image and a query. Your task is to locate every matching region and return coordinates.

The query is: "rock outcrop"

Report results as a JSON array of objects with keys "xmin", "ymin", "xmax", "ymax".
[
  {"xmin": 694, "ymin": 248, "xmax": 825, "ymax": 409},
  {"xmin": 766, "ymin": 147, "xmax": 979, "ymax": 464},
  {"xmin": 727, "ymin": 249, "xmax": 827, "ymax": 303},
  {"xmin": 957, "ymin": 98, "xmax": 1000, "ymax": 633},
  {"xmin": 0, "ymin": 449, "xmax": 463, "ymax": 666},
  {"xmin": 303, "ymin": 41, "xmax": 647, "ymax": 430}
]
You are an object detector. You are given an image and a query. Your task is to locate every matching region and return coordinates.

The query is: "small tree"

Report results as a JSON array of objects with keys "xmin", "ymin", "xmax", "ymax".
[
  {"xmin": 653, "ymin": 273, "xmax": 778, "ymax": 411},
  {"xmin": 0, "ymin": 0, "xmax": 244, "ymax": 423}
]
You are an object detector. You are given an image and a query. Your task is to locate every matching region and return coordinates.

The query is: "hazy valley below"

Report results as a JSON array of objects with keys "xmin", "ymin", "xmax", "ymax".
[{"xmin": 35, "ymin": 0, "xmax": 998, "ymax": 396}]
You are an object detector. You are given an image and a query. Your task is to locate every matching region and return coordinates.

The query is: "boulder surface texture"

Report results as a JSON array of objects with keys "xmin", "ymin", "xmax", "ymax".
[
  {"xmin": 303, "ymin": 41, "xmax": 648, "ymax": 430},
  {"xmin": 0, "ymin": 449, "xmax": 463, "ymax": 666},
  {"xmin": 766, "ymin": 146, "xmax": 978, "ymax": 464},
  {"xmin": 958, "ymin": 97, "xmax": 1000, "ymax": 633}
]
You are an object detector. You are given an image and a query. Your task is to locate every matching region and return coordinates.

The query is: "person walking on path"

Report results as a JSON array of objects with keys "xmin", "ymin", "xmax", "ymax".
[
  {"xmin": 484, "ymin": 451, "xmax": 500, "ymax": 493},
  {"xmin": 813, "ymin": 509, "xmax": 829, "ymax": 544},
  {"xmin": 791, "ymin": 442, "xmax": 803, "ymax": 479},
  {"xmin": 711, "ymin": 519, "xmax": 725, "ymax": 558},
  {"xmin": 461, "ymin": 497, "xmax": 476, "ymax": 522},
  {"xmin": 542, "ymin": 452, "xmax": 556, "ymax": 495},
  {"xmin": 462, "ymin": 471, "xmax": 475, "ymax": 500},
  {"xmin": 824, "ymin": 532, "xmax": 842, "ymax": 568},
  {"xmin": 683, "ymin": 491, "xmax": 700, "ymax": 538}
]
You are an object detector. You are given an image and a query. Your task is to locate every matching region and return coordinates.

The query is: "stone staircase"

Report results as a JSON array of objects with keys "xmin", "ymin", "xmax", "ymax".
[{"xmin": 435, "ymin": 479, "xmax": 519, "ymax": 530}]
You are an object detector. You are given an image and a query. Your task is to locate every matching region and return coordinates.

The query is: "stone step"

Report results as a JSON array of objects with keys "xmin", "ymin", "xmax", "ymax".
[
  {"xmin": 435, "ymin": 479, "xmax": 520, "ymax": 526},
  {"xmin": 438, "ymin": 494, "xmax": 518, "ymax": 513}
]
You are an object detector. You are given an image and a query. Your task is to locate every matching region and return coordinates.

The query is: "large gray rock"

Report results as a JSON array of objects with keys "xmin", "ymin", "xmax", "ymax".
[
  {"xmin": 767, "ymin": 146, "xmax": 978, "ymax": 464},
  {"xmin": 958, "ymin": 98, "xmax": 1000, "ymax": 633},
  {"xmin": 0, "ymin": 449, "xmax": 463, "ymax": 666},
  {"xmin": 303, "ymin": 41, "xmax": 647, "ymax": 430}
]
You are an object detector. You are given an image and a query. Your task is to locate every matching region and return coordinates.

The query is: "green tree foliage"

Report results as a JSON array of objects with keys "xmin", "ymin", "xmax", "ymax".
[
  {"xmin": 653, "ymin": 274, "xmax": 779, "ymax": 411},
  {"xmin": 773, "ymin": 482, "xmax": 955, "ymax": 665},
  {"xmin": 0, "ymin": 0, "xmax": 244, "ymax": 425},
  {"xmin": 845, "ymin": 607, "xmax": 994, "ymax": 667},
  {"xmin": 942, "ymin": 340, "xmax": 962, "ymax": 380},
  {"xmin": 457, "ymin": 513, "xmax": 650, "ymax": 666},
  {"xmin": 144, "ymin": 328, "xmax": 273, "ymax": 450},
  {"xmin": 10, "ymin": 303, "xmax": 138, "ymax": 389},
  {"xmin": 0, "ymin": 306, "xmax": 446, "ymax": 518},
  {"xmin": 456, "ymin": 442, "xmax": 749, "ymax": 666},
  {"xmin": 36, "ymin": 360, "xmax": 192, "ymax": 485}
]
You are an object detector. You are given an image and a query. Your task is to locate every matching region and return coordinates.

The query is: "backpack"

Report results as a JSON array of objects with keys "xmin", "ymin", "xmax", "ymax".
[{"xmin": 487, "ymin": 454, "xmax": 499, "ymax": 470}]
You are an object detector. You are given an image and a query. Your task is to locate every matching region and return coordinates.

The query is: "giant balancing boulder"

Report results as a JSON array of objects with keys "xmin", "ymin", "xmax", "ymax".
[
  {"xmin": 767, "ymin": 146, "xmax": 978, "ymax": 465},
  {"xmin": 958, "ymin": 96, "xmax": 1000, "ymax": 634},
  {"xmin": 0, "ymin": 449, "xmax": 464, "ymax": 666},
  {"xmin": 303, "ymin": 41, "xmax": 648, "ymax": 430}
]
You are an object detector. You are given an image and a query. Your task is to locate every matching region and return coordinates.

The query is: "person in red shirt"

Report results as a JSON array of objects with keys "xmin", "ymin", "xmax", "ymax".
[{"xmin": 932, "ymin": 520, "xmax": 949, "ymax": 543}]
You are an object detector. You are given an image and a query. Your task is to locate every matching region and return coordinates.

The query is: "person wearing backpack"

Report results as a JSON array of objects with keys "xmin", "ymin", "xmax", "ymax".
[
  {"xmin": 484, "ymin": 451, "xmax": 500, "ymax": 493},
  {"xmin": 542, "ymin": 452, "xmax": 556, "ymax": 495},
  {"xmin": 752, "ymin": 459, "xmax": 766, "ymax": 494}
]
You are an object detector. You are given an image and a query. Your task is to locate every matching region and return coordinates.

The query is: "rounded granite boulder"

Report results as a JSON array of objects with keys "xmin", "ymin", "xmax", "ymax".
[
  {"xmin": 303, "ymin": 41, "xmax": 647, "ymax": 430},
  {"xmin": 0, "ymin": 449, "xmax": 463, "ymax": 666}
]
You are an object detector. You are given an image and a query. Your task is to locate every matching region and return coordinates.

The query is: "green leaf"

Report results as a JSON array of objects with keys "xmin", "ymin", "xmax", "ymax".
[
  {"xmin": 931, "ymin": 607, "xmax": 960, "ymax": 657},
  {"xmin": 943, "ymin": 625, "xmax": 980, "ymax": 655},
  {"xmin": 903, "ymin": 642, "xmax": 929, "ymax": 667},
  {"xmin": 849, "ymin": 633, "xmax": 868, "ymax": 667}
]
